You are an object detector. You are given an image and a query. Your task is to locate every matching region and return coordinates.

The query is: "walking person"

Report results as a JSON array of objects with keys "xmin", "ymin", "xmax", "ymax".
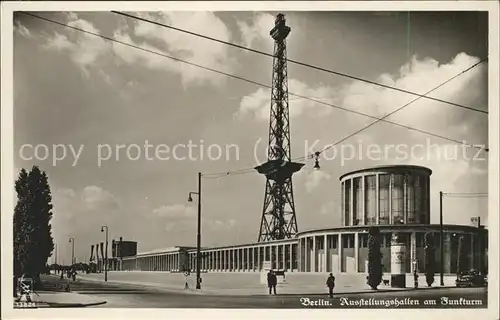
[
  {"xmin": 267, "ymin": 270, "xmax": 277, "ymax": 295},
  {"xmin": 326, "ymin": 273, "xmax": 335, "ymax": 298}
]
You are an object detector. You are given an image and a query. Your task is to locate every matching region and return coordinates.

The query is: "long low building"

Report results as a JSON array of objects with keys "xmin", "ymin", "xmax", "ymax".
[{"xmin": 104, "ymin": 165, "xmax": 488, "ymax": 275}]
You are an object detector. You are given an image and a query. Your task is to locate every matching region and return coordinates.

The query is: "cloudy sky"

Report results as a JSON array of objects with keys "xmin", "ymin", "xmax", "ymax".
[{"xmin": 13, "ymin": 11, "xmax": 488, "ymax": 263}]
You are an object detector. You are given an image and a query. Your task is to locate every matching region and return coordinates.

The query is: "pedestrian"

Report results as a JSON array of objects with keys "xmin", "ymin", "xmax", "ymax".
[
  {"xmin": 326, "ymin": 273, "xmax": 335, "ymax": 298},
  {"xmin": 267, "ymin": 270, "xmax": 277, "ymax": 295}
]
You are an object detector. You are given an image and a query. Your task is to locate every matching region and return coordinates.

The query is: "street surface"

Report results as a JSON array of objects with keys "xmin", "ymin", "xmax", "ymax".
[{"xmin": 64, "ymin": 278, "xmax": 487, "ymax": 308}]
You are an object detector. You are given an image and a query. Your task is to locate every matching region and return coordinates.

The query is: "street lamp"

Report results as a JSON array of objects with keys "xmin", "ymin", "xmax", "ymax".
[
  {"xmin": 313, "ymin": 151, "xmax": 321, "ymax": 170},
  {"xmin": 101, "ymin": 226, "xmax": 109, "ymax": 282},
  {"xmin": 188, "ymin": 172, "xmax": 202, "ymax": 290},
  {"xmin": 439, "ymin": 191, "xmax": 444, "ymax": 286},
  {"xmin": 68, "ymin": 238, "xmax": 75, "ymax": 265}
]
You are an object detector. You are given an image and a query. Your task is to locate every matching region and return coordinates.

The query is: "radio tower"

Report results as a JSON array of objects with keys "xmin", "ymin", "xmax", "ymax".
[{"xmin": 255, "ymin": 14, "xmax": 304, "ymax": 242}]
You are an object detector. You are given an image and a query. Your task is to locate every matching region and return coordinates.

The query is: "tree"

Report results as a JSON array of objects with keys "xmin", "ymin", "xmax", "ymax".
[
  {"xmin": 367, "ymin": 227, "xmax": 383, "ymax": 290},
  {"xmin": 13, "ymin": 168, "xmax": 30, "ymax": 295},
  {"xmin": 456, "ymin": 235, "xmax": 467, "ymax": 275},
  {"xmin": 424, "ymin": 232, "xmax": 435, "ymax": 287},
  {"xmin": 13, "ymin": 166, "xmax": 55, "ymax": 290}
]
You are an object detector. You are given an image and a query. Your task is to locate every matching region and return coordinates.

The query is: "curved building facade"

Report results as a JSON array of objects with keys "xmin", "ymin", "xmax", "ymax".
[{"xmin": 340, "ymin": 165, "xmax": 432, "ymax": 226}]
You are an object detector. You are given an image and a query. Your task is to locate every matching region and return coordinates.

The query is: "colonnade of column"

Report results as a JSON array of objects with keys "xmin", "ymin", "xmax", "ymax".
[
  {"xmin": 186, "ymin": 242, "xmax": 298, "ymax": 272},
  {"xmin": 134, "ymin": 253, "xmax": 180, "ymax": 271},
  {"xmin": 123, "ymin": 230, "xmax": 477, "ymax": 274},
  {"xmin": 299, "ymin": 231, "xmax": 422, "ymax": 273}
]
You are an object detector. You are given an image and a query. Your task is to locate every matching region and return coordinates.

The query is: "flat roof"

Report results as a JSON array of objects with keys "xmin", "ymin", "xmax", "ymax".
[
  {"xmin": 339, "ymin": 165, "xmax": 432, "ymax": 181},
  {"xmin": 297, "ymin": 224, "xmax": 485, "ymax": 237},
  {"xmin": 137, "ymin": 246, "xmax": 195, "ymax": 256}
]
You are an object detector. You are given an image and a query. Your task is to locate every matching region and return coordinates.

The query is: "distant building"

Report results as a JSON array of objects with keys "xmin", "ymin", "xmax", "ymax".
[{"xmin": 114, "ymin": 165, "xmax": 487, "ymax": 275}]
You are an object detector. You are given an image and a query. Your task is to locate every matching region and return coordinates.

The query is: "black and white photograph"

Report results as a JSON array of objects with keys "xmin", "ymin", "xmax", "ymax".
[{"xmin": 1, "ymin": 1, "xmax": 499, "ymax": 318}]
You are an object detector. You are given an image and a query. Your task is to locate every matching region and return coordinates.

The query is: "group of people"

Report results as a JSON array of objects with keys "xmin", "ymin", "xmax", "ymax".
[
  {"xmin": 267, "ymin": 270, "xmax": 336, "ymax": 298},
  {"xmin": 60, "ymin": 268, "xmax": 77, "ymax": 281}
]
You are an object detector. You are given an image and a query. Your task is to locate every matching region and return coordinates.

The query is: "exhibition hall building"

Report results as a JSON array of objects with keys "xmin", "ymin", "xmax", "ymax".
[{"xmin": 100, "ymin": 165, "xmax": 487, "ymax": 275}]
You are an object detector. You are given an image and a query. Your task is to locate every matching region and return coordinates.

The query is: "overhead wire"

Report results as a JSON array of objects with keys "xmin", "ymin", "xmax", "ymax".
[
  {"xmin": 22, "ymin": 12, "xmax": 489, "ymax": 180},
  {"xmin": 292, "ymin": 58, "xmax": 488, "ymax": 163},
  {"xmin": 112, "ymin": 11, "xmax": 488, "ymax": 115}
]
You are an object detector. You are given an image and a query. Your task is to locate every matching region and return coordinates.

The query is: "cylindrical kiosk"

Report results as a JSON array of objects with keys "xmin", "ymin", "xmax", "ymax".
[{"xmin": 391, "ymin": 233, "xmax": 406, "ymax": 288}]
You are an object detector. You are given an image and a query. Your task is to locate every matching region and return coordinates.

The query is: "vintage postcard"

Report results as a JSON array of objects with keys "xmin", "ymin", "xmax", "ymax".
[{"xmin": 1, "ymin": 1, "xmax": 498, "ymax": 319}]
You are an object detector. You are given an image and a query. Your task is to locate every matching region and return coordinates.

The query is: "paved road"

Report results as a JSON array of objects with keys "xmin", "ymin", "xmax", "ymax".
[{"xmin": 64, "ymin": 278, "xmax": 487, "ymax": 308}]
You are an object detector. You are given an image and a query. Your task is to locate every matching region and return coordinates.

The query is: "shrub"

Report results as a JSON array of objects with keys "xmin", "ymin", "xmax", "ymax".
[
  {"xmin": 367, "ymin": 227, "xmax": 383, "ymax": 289},
  {"xmin": 424, "ymin": 232, "xmax": 435, "ymax": 287}
]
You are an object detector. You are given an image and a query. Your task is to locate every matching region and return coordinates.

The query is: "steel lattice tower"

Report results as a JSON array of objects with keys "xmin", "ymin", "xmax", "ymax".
[{"xmin": 255, "ymin": 14, "xmax": 304, "ymax": 242}]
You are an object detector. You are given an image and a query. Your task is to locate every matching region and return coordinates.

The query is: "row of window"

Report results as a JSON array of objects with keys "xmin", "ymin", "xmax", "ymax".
[
  {"xmin": 341, "ymin": 173, "xmax": 430, "ymax": 226},
  {"xmin": 304, "ymin": 232, "xmax": 472, "ymax": 249}
]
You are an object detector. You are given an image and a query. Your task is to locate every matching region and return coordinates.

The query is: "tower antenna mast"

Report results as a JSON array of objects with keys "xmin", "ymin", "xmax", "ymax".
[{"xmin": 255, "ymin": 14, "xmax": 304, "ymax": 242}]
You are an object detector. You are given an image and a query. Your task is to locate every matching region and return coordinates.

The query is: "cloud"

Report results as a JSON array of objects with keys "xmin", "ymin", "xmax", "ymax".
[
  {"xmin": 236, "ymin": 79, "xmax": 336, "ymax": 121},
  {"xmin": 112, "ymin": 11, "xmax": 237, "ymax": 88},
  {"xmin": 42, "ymin": 14, "xmax": 108, "ymax": 76},
  {"xmin": 237, "ymin": 13, "xmax": 275, "ymax": 52},
  {"xmin": 340, "ymin": 53, "xmax": 486, "ymax": 132},
  {"xmin": 40, "ymin": 12, "xmax": 236, "ymax": 87},
  {"xmin": 239, "ymin": 53, "xmax": 487, "ymax": 219},
  {"xmin": 14, "ymin": 20, "xmax": 32, "ymax": 38},
  {"xmin": 49, "ymin": 186, "xmax": 121, "ymax": 262},
  {"xmin": 207, "ymin": 218, "xmax": 237, "ymax": 230},
  {"xmin": 153, "ymin": 204, "xmax": 196, "ymax": 219},
  {"xmin": 151, "ymin": 204, "xmax": 237, "ymax": 234},
  {"xmin": 301, "ymin": 170, "xmax": 332, "ymax": 193},
  {"xmin": 80, "ymin": 186, "xmax": 119, "ymax": 211}
]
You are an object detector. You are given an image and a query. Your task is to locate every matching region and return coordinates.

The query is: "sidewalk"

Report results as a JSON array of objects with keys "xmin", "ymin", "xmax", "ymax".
[
  {"xmin": 78, "ymin": 272, "xmax": 457, "ymax": 296},
  {"xmin": 14, "ymin": 292, "xmax": 106, "ymax": 308},
  {"xmin": 13, "ymin": 274, "xmax": 107, "ymax": 308}
]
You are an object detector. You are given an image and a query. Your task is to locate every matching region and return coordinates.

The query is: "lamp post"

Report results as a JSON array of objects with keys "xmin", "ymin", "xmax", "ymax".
[
  {"xmin": 101, "ymin": 226, "xmax": 109, "ymax": 282},
  {"xmin": 69, "ymin": 238, "xmax": 75, "ymax": 265},
  {"xmin": 439, "ymin": 191, "xmax": 444, "ymax": 286},
  {"xmin": 188, "ymin": 172, "xmax": 202, "ymax": 290}
]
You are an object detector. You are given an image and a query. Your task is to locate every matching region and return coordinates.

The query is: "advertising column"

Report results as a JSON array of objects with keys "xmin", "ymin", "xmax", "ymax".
[{"xmin": 391, "ymin": 233, "xmax": 406, "ymax": 288}]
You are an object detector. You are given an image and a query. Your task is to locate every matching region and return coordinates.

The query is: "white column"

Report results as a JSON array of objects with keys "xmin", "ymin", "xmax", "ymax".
[
  {"xmin": 350, "ymin": 178, "xmax": 354, "ymax": 225},
  {"xmin": 246, "ymin": 248, "xmax": 249, "ymax": 271},
  {"xmin": 376, "ymin": 173, "xmax": 380, "ymax": 225},
  {"xmin": 252, "ymin": 247, "xmax": 256, "ymax": 271},
  {"xmin": 338, "ymin": 233, "xmax": 342, "ymax": 273},
  {"xmin": 403, "ymin": 174, "xmax": 408, "ymax": 224},
  {"xmin": 305, "ymin": 237, "xmax": 309, "ymax": 272},
  {"xmin": 341, "ymin": 181, "xmax": 345, "ymax": 226},
  {"xmin": 234, "ymin": 249, "xmax": 237, "ymax": 271},
  {"xmin": 216, "ymin": 251, "xmax": 220, "ymax": 271},
  {"xmin": 361, "ymin": 175, "xmax": 366, "ymax": 225},
  {"xmin": 410, "ymin": 232, "xmax": 416, "ymax": 273},
  {"xmin": 354, "ymin": 233, "xmax": 359, "ymax": 272},
  {"xmin": 215, "ymin": 251, "xmax": 218, "ymax": 271},
  {"xmin": 323, "ymin": 234, "xmax": 328, "ymax": 272},
  {"xmin": 220, "ymin": 251, "xmax": 223, "ymax": 271},
  {"xmin": 312, "ymin": 236, "xmax": 316, "ymax": 272},
  {"xmin": 211, "ymin": 251, "xmax": 215, "ymax": 271},
  {"xmin": 389, "ymin": 174, "xmax": 393, "ymax": 224},
  {"xmin": 236, "ymin": 249, "xmax": 240, "ymax": 271},
  {"xmin": 257, "ymin": 247, "xmax": 261, "ymax": 271},
  {"xmin": 281, "ymin": 244, "xmax": 285, "ymax": 270},
  {"xmin": 232, "ymin": 250, "xmax": 236, "ymax": 271},
  {"xmin": 271, "ymin": 245, "xmax": 280, "ymax": 270}
]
